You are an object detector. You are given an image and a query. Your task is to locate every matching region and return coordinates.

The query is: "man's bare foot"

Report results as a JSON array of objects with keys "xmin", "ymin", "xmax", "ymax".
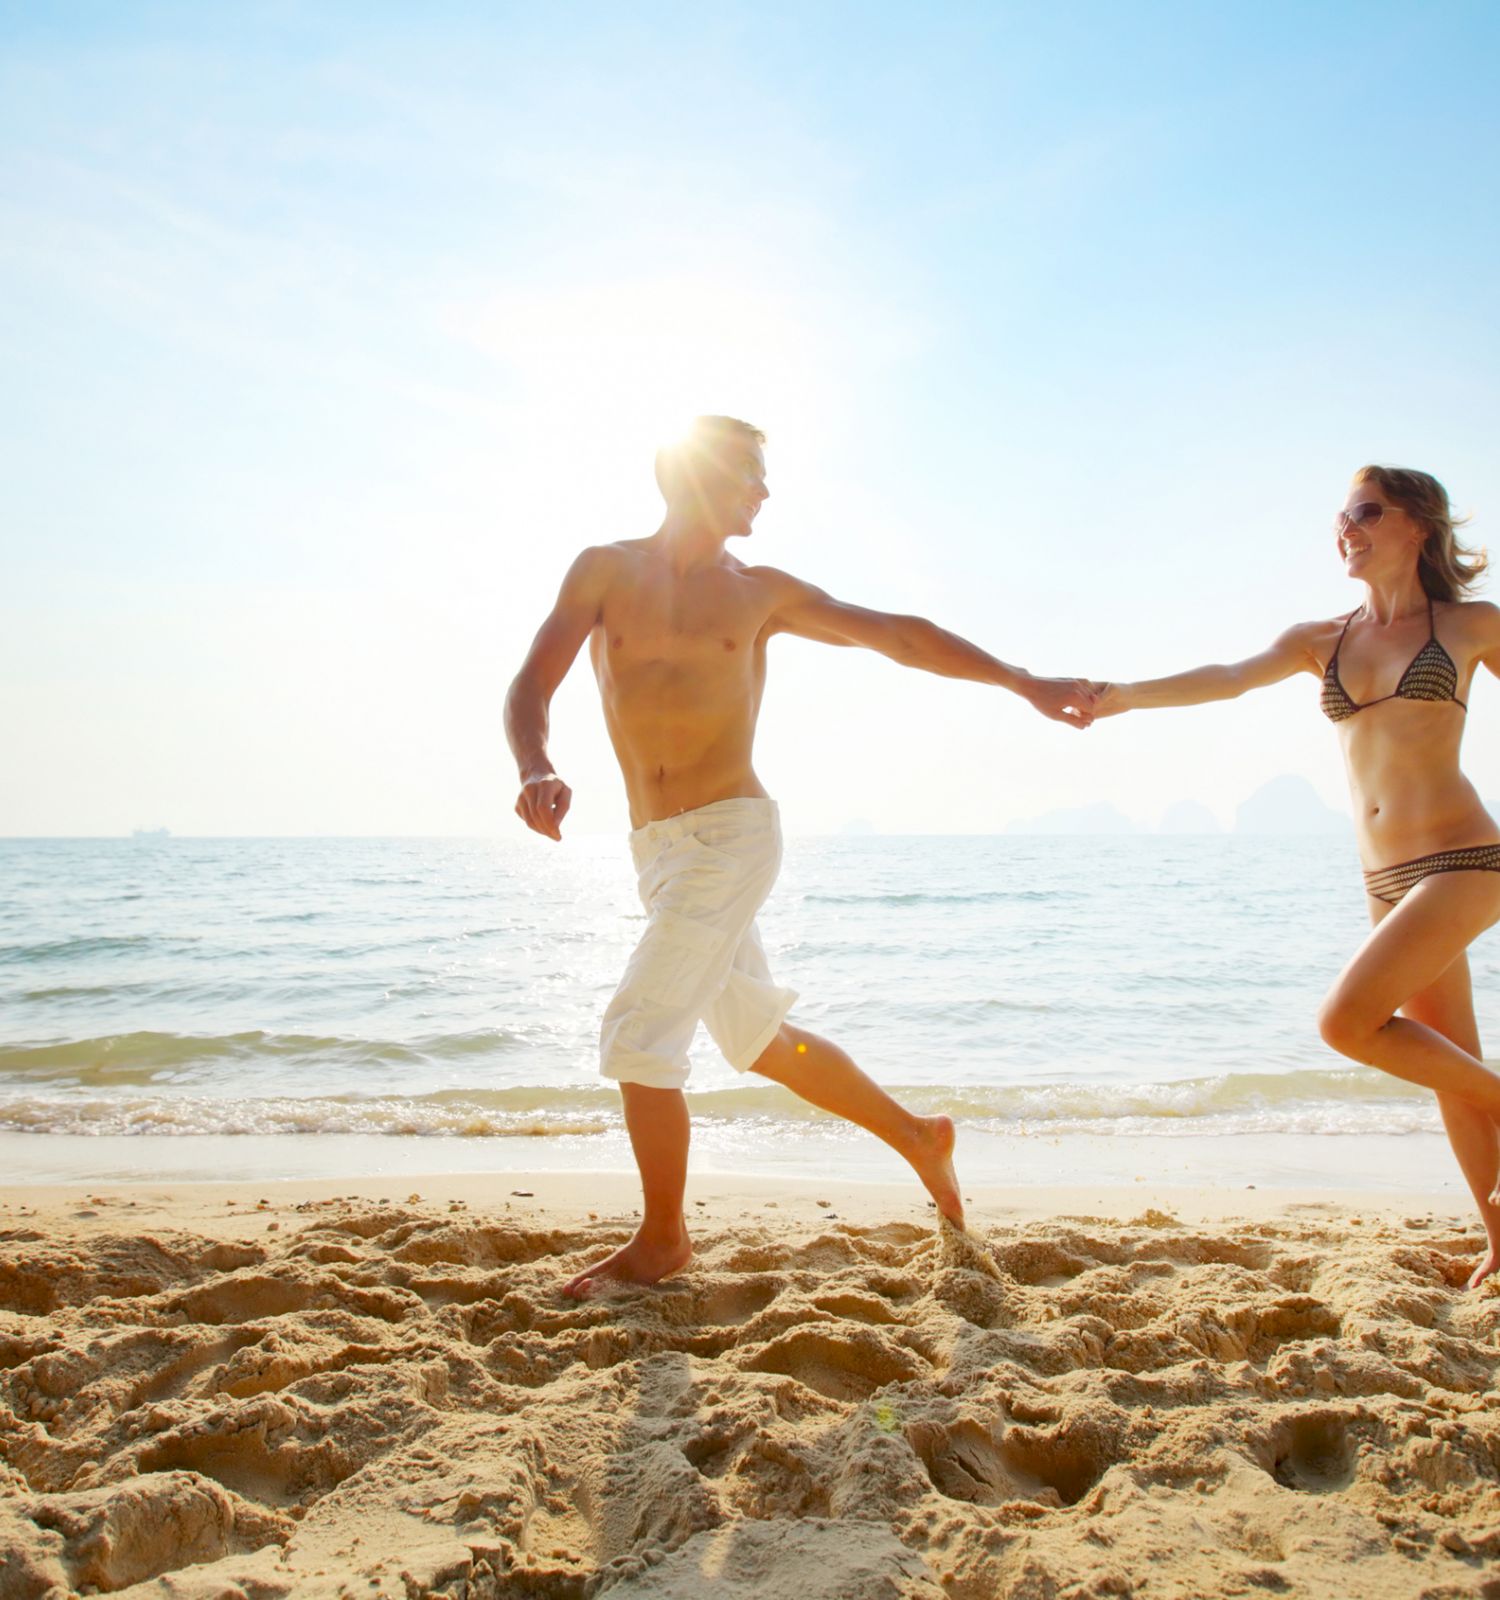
[
  {"xmin": 561, "ymin": 1222, "xmax": 692, "ymax": 1299},
  {"xmin": 1466, "ymin": 1243, "xmax": 1499, "ymax": 1291},
  {"xmin": 902, "ymin": 1113, "xmax": 963, "ymax": 1227}
]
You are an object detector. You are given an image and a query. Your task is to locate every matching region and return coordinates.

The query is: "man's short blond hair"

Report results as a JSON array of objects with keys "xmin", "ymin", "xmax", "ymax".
[{"xmin": 655, "ymin": 416, "xmax": 765, "ymax": 500}]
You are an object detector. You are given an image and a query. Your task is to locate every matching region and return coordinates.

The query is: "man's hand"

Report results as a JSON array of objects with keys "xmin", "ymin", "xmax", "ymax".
[
  {"xmin": 1022, "ymin": 677, "xmax": 1098, "ymax": 729},
  {"xmin": 516, "ymin": 773, "xmax": 572, "ymax": 841}
]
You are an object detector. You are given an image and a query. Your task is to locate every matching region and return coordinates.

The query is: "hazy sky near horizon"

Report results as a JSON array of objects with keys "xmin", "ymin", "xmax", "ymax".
[{"xmin": 4, "ymin": 1, "xmax": 1499, "ymax": 837}]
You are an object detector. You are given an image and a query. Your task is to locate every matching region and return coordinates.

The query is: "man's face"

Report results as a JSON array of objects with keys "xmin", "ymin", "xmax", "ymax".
[{"xmin": 693, "ymin": 439, "xmax": 769, "ymax": 538}]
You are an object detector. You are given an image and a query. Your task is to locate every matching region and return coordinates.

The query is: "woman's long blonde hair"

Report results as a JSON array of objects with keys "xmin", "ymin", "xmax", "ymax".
[{"xmin": 1355, "ymin": 464, "xmax": 1486, "ymax": 601}]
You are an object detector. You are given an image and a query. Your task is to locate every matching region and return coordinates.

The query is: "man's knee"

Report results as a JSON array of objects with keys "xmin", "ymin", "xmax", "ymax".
[{"xmin": 747, "ymin": 1024, "xmax": 800, "ymax": 1078}]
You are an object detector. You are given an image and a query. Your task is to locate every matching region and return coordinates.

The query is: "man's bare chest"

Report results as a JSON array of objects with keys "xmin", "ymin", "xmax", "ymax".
[{"xmin": 598, "ymin": 574, "xmax": 769, "ymax": 666}]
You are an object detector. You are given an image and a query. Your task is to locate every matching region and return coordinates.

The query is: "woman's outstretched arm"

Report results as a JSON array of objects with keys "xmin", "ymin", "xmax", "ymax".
[{"xmin": 1092, "ymin": 621, "xmax": 1326, "ymax": 715}]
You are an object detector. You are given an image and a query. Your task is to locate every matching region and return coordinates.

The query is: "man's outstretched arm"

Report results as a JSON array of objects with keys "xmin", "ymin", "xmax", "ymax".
[
  {"xmin": 765, "ymin": 573, "xmax": 1095, "ymax": 727},
  {"xmin": 505, "ymin": 547, "xmax": 616, "ymax": 839}
]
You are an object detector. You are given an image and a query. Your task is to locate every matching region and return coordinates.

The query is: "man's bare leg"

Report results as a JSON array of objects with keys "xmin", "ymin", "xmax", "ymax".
[
  {"xmin": 751, "ymin": 1022, "xmax": 964, "ymax": 1225},
  {"xmin": 561, "ymin": 1083, "xmax": 693, "ymax": 1298}
]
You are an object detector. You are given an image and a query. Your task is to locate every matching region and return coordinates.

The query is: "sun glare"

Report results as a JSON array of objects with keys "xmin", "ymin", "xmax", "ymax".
[{"xmin": 470, "ymin": 271, "xmax": 836, "ymax": 475}]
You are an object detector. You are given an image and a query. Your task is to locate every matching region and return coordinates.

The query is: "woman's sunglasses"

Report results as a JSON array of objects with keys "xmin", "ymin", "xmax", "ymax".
[{"xmin": 1334, "ymin": 501, "xmax": 1390, "ymax": 533}]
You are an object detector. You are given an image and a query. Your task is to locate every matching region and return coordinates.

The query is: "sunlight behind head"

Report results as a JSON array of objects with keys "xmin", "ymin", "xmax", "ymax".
[{"xmin": 473, "ymin": 273, "xmax": 831, "ymax": 488}]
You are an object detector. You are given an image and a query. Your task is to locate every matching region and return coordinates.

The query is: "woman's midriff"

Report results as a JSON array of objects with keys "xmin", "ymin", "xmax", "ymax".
[{"xmin": 1342, "ymin": 707, "xmax": 1500, "ymax": 869}]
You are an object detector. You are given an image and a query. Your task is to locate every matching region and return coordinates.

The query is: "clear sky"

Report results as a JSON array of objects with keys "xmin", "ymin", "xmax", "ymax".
[{"xmin": 3, "ymin": 1, "xmax": 1498, "ymax": 836}]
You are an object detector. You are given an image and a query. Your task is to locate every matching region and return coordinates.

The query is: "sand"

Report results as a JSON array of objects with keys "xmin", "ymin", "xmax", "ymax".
[{"xmin": 2, "ymin": 1172, "xmax": 1498, "ymax": 1599}]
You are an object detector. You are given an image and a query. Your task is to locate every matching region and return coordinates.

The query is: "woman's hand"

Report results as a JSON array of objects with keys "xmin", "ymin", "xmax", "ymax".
[{"xmin": 1085, "ymin": 682, "xmax": 1130, "ymax": 718}]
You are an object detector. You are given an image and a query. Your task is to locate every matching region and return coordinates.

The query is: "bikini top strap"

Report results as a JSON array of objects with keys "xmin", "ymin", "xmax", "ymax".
[
  {"xmin": 1328, "ymin": 606, "xmax": 1359, "ymax": 664},
  {"xmin": 1430, "ymin": 592, "xmax": 1466, "ymax": 706}
]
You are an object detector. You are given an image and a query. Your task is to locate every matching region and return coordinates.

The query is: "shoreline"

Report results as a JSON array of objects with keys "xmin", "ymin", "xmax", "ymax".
[
  {"xmin": 0, "ymin": 1127, "xmax": 1469, "ymax": 1195},
  {"xmin": 0, "ymin": 1170, "xmax": 1470, "ymax": 1233}
]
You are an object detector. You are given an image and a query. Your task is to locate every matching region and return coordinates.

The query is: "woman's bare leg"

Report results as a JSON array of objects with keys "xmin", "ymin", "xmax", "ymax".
[
  {"xmin": 1319, "ymin": 874, "xmax": 1500, "ymax": 1106},
  {"xmin": 1319, "ymin": 872, "xmax": 1500, "ymax": 1206},
  {"xmin": 1398, "ymin": 951, "xmax": 1500, "ymax": 1287},
  {"xmin": 750, "ymin": 1022, "xmax": 963, "ymax": 1224}
]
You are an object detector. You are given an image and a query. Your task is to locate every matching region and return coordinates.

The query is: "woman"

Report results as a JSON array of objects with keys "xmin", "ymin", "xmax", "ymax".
[{"xmin": 1094, "ymin": 466, "xmax": 1500, "ymax": 1287}]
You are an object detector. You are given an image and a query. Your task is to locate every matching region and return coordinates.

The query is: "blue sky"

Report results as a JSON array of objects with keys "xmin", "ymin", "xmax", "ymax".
[{"xmin": 3, "ymin": 1, "xmax": 1498, "ymax": 835}]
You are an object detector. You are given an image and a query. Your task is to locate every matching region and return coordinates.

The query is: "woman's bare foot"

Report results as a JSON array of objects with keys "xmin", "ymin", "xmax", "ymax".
[
  {"xmin": 901, "ymin": 1113, "xmax": 963, "ymax": 1227},
  {"xmin": 1466, "ymin": 1243, "xmax": 1499, "ymax": 1290},
  {"xmin": 561, "ymin": 1221, "xmax": 692, "ymax": 1299}
]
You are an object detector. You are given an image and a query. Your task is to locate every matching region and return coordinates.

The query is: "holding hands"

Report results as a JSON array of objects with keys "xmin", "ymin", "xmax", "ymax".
[
  {"xmin": 1082, "ymin": 681, "xmax": 1128, "ymax": 718},
  {"xmin": 1022, "ymin": 676, "xmax": 1102, "ymax": 729}
]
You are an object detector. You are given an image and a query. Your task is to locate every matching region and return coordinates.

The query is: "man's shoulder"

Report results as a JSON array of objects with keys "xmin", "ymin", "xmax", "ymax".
[
  {"xmin": 562, "ymin": 540, "xmax": 647, "ymax": 585},
  {"xmin": 728, "ymin": 559, "xmax": 812, "ymax": 597},
  {"xmin": 575, "ymin": 538, "xmax": 646, "ymax": 565}
]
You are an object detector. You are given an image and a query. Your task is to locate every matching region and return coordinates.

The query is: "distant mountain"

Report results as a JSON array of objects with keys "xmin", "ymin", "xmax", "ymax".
[
  {"xmin": 1158, "ymin": 800, "xmax": 1222, "ymax": 835},
  {"xmin": 1006, "ymin": 802, "xmax": 1139, "ymax": 836},
  {"xmin": 1003, "ymin": 777, "xmax": 1352, "ymax": 837},
  {"xmin": 1234, "ymin": 775, "xmax": 1351, "ymax": 835}
]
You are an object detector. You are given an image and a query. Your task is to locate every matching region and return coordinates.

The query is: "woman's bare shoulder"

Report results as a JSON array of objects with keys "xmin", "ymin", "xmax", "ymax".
[
  {"xmin": 1441, "ymin": 596, "xmax": 1500, "ymax": 640},
  {"xmin": 1278, "ymin": 614, "xmax": 1352, "ymax": 667}
]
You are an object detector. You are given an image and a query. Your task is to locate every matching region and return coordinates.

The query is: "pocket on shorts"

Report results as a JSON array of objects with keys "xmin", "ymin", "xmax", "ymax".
[
  {"xmin": 687, "ymin": 827, "xmax": 781, "ymax": 879},
  {"xmin": 625, "ymin": 907, "xmax": 729, "ymax": 1009}
]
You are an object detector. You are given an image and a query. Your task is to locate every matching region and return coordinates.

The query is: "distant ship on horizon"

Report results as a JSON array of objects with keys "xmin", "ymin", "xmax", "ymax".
[{"xmin": 131, "ymin": 826, "xmax": 171, "ymax": 839}]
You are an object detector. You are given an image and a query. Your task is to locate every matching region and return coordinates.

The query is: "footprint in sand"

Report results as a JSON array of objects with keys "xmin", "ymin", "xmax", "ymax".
[{"xmin": 740, "ymin": 1323, "xmax": 930, "ymax": 1402}]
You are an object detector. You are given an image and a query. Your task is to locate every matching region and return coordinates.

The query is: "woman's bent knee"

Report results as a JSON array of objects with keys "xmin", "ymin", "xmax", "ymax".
[{"xmin": 1317, "ymin": 997, "xmax": 1371, "ymax": 1058}]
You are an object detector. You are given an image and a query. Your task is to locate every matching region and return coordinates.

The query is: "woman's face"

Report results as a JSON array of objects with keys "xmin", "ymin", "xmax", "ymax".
[{"xmin": 1336, "ymin": 481, "xmax": 1424, "ymax": 582}]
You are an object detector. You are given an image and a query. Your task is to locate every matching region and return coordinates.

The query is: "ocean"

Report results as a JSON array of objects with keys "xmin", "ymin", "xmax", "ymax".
[{"xmin": 1, "ymin": 834, "xmax": 1490, "ymax": 1193}]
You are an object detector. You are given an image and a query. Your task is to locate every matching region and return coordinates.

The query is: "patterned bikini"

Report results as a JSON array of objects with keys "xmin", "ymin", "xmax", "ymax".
[{"xmin": 1320, "ymin": 597, "xmax": 1500, "ymax": 904}]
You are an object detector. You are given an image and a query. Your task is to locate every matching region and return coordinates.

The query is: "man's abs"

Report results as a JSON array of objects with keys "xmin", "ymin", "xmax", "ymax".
[{"xmin": 589, "ymin": 613, "xmax": 771, "ymax": 828}]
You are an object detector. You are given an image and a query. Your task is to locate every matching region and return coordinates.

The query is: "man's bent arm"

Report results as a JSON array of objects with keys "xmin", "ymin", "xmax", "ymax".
[
  {"xmin": 505, "ymin": 547, "xmax": 616, "ymax": 838},
  {"xmin": 766, "ymin": 575, "xmax": 1094, "ymax": 726}
]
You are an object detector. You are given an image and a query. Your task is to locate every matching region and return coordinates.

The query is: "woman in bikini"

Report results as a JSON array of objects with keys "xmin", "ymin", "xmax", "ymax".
[{"xmin": 1094, "ymin": 466, "xmax": 1500, "ymax": 1287}]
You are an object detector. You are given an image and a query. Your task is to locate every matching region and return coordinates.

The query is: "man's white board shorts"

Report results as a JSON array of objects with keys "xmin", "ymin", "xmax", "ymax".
[{"xmin": 600, "ymin": 797, "xmax": 798, "ymax": 1090}]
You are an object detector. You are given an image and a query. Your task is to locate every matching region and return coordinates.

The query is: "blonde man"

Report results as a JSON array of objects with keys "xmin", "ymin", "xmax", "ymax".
[{"xmin": 506, "ymin": 416, "xmax": 1094, "ymax": 1294}]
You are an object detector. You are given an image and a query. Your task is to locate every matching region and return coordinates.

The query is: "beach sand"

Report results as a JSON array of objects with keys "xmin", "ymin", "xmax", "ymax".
[{"xmin": 2, "ymin": 1172, "xmax": 1498, "ymax": 1599}]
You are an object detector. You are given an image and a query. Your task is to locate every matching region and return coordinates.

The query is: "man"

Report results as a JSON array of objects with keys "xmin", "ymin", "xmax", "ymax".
[{"xmin": 505, "ymin": 416, "xmax": 1094, "ymax": 1295}]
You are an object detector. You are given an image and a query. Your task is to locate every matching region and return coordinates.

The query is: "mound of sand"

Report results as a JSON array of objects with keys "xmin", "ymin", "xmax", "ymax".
[{"xmin": 2, "ymin": 1186, "xmax": 1499, "ymax": 1598}]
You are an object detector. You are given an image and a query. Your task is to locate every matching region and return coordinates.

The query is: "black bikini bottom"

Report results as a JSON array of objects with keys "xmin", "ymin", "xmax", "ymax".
[{"xmin": 1363, "ymin": 844, "xmax": 1500, "ymax": 905}]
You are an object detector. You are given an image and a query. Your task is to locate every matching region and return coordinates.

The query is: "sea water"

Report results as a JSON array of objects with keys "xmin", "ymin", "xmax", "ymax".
[{"xmin": 1, "ymin": 835, "xmax": 1491, "ymax": 1190}]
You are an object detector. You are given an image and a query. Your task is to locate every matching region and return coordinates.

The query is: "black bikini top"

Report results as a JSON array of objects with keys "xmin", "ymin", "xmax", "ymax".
[{"xmin": 1320, "ymin": 597, "xmax": 1466, "ymax": 723}]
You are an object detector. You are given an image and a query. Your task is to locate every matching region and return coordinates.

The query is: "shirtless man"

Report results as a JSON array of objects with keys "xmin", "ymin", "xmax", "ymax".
[{"xmin": 505, "ymin": 415, "xmax": 1095, "ymax": 1295}]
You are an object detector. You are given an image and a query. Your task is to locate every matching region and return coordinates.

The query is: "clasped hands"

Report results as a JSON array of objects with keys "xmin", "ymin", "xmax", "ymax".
[{"xmin": 1022, "ymin": 677, "xmax": 1124, "ymax": 728}]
